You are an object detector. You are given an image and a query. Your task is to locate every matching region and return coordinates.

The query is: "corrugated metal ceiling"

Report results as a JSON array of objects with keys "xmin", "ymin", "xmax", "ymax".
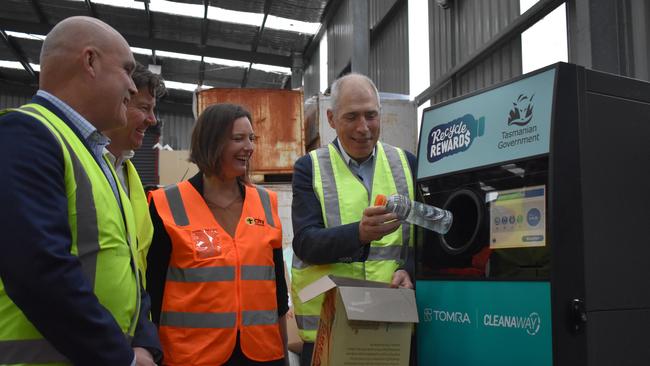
[{"xmin": 0, "ymin": 0, "xmax": 330, "ymax": 108}]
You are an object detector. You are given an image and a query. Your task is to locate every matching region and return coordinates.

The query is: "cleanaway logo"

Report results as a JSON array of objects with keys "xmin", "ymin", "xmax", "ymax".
[
  {"xmin": 484, "ymin": 312, "xmax": 541, "ymax": 336},
  {"xmin": 423, "ymin": 308, "xmax": 541, "ymax": 336},
  {"xmin": 426, "ymin": 114, "xmax": 485, "ymax": 163}
]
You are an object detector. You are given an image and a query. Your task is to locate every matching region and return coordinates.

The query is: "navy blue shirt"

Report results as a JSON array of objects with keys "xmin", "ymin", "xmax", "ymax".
[{"xmin": 0, "ymin": 97, "xmax": 161, "ymax": 365}]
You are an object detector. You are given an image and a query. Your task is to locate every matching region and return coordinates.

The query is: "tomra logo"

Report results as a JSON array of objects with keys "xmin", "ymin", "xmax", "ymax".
[
  {"xmin": 427, "ymin": 114, "xmax": 485, "ymax": 163},
  {"xmin": 483, "ymin": 312, "xmax": 541, "ymax": 336},
  {"xmin": 508, "ymin": 94, "xmax": 534, "ymax": 126}
]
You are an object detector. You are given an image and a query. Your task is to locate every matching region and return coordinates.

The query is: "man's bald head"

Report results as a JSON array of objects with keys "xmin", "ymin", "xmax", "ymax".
[
  {"xmin": 40, "ymin": 16, "xmax": 127, "ymax": 84},
  {"xmin": 39, "ymin": 16, "xmax": 137, "ymax": 131}
]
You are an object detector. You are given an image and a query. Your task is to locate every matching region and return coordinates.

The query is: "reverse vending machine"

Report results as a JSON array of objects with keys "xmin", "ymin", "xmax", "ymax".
[{"xmin": 415, "ymin": 63, "xmax": 650, "ymax": 366}]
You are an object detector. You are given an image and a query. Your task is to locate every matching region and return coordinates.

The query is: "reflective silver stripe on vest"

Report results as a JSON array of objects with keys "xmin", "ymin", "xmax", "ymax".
[
  {"xmin": 21, "ymin": 106, "xmax": 101, "ymax": 288},
  {"xmin": 160, "ymin": 311, "xmax": 236, "ymax": 328},
  {"xmin": 367, "ymin": 245, "xmax": 402, "ymax": 262},
  {"xmin": 382, "ymin": 144, "xmax": 411, "ymax": 264},
  {"xmin": 163, "ymin": 184, "xmax": 190, "ymax": 226},
  {"xmin": 241, "ymin": 265, "xmax": 275, "ymax": 280},
  {"xmin": 0, "ymin": 339, "xmax": 67, "ymax": 364},
  {"xmin": 295, "ymin": 315, "xmax": 320, "ymax": 330},
  {"xmin": 255, "ymin": 186, "xmax": 276, "ymax": 228},
  {"xmin": 242, "ymin": 310, "xmax": 278, "ymax": 326},
  {"xmin": 167, "ymin": 266, "xmax": 235, "ymax": 282},
  {"xmin": 315, "ymin": 148, "xmax": 341, "ymax": 227}
]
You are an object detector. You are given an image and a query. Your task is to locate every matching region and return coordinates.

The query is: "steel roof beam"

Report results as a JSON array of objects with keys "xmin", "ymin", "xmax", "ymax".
[
  {"xmin": 84, "ymin": 0, "xmax": 97, "ymax": 18},
  {"xmin": 29, "ymin": 0, "xmax": 49, "ymax": 26},
  {"xmin": 198, "ymin": 0, "xmax": 209, "ymax": 86},
  {"xmin": 242, "ymin": 0, "xmax": 272, "ymax": 87}
]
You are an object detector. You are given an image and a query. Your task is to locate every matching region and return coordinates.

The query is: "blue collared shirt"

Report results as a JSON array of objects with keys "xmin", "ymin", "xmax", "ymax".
[
  {"xmin": 36, "ymin": 90, "xmax": 121, "ymax": 202},
  {"xmin": 337, "ymin": 140, "xmax": 375, "ymax": 192}
]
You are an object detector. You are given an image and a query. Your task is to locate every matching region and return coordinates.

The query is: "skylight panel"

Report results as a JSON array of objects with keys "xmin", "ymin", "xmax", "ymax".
[
  {"xmin": 203, "ymin": 57, "xmax": 249, "ymax": 69},
  {"xmin": 156, "ymin": 50, "xmax": 202, "ymax": 62},
  {"xmin": 92, "ymin": 0, "xmax": 144, "ymax": 10},
  {"xmin": 5, "ymin": 31, "xmax": 45, "ymax": 41},
  {"xmin": 265, "ymin": 15, "xmax": 320, "ymax": 34},
  {"xmin": 164, "ymin": 80, "xmax": 212, "ymax": 92},
  {"xmin": 207, "ymin": 7, "xmax": 263, "ymax": 27},
  {"xmin": 252, "ymin": 64, "xmax": 291, "ymax": 74},
  {"xmin": 149, "ymin": 0, "xmax": 204, "ymax": 18},
  {"xmin": 0, "ymin": 60, "xmax": 40, "ymax": 72},
  {"xmin": 131, "ymin": 47, "xmax": 153, "ymax": 55}
]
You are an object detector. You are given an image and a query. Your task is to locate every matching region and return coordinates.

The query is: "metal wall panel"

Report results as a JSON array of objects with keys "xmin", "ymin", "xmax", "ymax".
[
  {"xmin": 630, "ymin": 1, "xmax": 650, "ymax": 81},
  {"xmin": 303, "ymin": 45, "xmax": 321, "ymax": 100},
  {"xmin": 327, "ymin": 0, "xmax": 352, "ymax": 83},
  {"xmin": 132, "ymin": 130, "xmax": 160, "ymax": 187},
  {"xmin": 160, "ymin": 111, "xmax": 195, "ymax": 151},
  {"xmin": 429, "ymin": 0, "xmax": 522, "ymax": 104},
  {"xmin": 370, "ymin": 2, "xmax": 409, "ymax": 94},
  {"xmin": 370, "ymin": 0, "xmax": 398, "ymax": 27},
  {"xmin": 0, "ymin": 91, "xmax": 32, "ymax": 110}
]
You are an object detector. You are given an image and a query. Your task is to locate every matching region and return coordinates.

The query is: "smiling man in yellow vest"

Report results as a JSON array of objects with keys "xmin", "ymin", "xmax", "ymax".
[
  {"xmin": 290, "ymin": 73, "xmax": 417, "ymax": 365},
  {"xmin": 104, "ymin": 62, "xmax": 166, "ymax": 284},
  {"xmin": 0, "ymin": 17, "xmax": 161, "ymax": 365}
]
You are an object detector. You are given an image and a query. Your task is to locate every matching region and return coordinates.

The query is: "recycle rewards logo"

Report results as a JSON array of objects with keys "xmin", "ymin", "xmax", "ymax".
[{"xmin": 426, "ymin": 114, "xmax": 485, "ymax": 163}]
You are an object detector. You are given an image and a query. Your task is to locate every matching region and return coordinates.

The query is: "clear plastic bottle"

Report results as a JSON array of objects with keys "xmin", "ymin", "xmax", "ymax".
[{"xmin": 375, "ymin": 194, "xmax": 453, "ymax": 234}]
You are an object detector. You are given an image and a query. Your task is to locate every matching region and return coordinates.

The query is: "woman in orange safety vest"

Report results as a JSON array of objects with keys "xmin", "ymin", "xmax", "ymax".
[{"xmin": 147, "ymin": 103, "xmax": 288, "ymax": 365}]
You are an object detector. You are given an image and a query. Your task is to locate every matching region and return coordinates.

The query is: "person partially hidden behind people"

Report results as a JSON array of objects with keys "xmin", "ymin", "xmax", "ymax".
[
  {"xmin": 104, "ymin": 62, "xmax": 166, "ymax": 284},
  {"xmin": 0, "ymin": 16, "xmax": 161, "ymax": 365},
  {"xmin": 147, "ymin": 103, "xmax": 289, "ymax": 365},
  {"xmin": 290, "ymin": 73, "xmax": 417, "ymax": 365}
]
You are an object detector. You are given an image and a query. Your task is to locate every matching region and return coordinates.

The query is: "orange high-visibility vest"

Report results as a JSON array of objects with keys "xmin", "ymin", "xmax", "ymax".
[{"xmin": 149, "ymin": 180, "xmax": 284, "ymax": 365}]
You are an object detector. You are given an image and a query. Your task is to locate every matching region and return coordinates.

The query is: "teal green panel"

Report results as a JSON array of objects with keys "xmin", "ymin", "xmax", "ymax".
[
  {"xmin": 418, "ymin": 68, "xmax": 555, "ymax": 179},
  {"xmin": 417, "ymin": 280, "xmax": 552, "ymax": 366}
]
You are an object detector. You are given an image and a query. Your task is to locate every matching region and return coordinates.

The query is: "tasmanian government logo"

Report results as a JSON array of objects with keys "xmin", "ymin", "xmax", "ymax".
[
  {"xmin": 508, "ymin": 94, "xmax": 534, "ymax": 126},
  {"xmin": 427, "ymin": 114, "xmax": 485, "ymax": 163},
  {"xmin": 483, "ymin": 312, "xmax": 541, "ymax": 336}
]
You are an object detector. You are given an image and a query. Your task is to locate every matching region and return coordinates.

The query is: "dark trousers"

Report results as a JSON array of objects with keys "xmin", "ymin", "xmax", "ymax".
[{"xmin": 299, "ymin": 342, "xmax": 314, "ymax": 366}]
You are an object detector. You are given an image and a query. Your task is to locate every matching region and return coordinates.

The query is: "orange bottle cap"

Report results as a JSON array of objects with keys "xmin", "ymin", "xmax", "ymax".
[{"xmin": 374, "ymin": 194, "xmax": 387, "ymax": 206}]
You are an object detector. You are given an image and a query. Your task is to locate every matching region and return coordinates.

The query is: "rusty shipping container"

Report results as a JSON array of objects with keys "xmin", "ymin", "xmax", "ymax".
[{"xmin": 196, "ymin": 88, "xmax": 305, "ymax": 177}]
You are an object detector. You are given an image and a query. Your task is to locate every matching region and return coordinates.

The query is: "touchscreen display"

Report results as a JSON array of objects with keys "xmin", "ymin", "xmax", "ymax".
[{"xmin": 489, "ymin": 185, "xmax": 546, "ymax": 249}]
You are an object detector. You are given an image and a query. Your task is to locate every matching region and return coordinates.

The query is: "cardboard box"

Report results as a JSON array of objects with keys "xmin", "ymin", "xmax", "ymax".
[{"xmin": 299, "ymin": 276, "xmax": 419, "ymax": 366}]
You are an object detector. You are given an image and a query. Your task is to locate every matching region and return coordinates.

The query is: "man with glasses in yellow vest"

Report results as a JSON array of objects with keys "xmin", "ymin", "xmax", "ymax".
[
  {"xmin": 290, "ymin": 73, "xmax": 416, "ymax": 365},
  {"xmin": 104, "ymin": 62, "xmax": 166, "ymax": 284},
  {"xmin": 0, "ymin": 17, "xmax": 161, "ymax": 365}
]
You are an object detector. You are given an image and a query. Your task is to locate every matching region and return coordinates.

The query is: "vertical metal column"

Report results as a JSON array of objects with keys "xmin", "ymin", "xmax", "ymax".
[
  {"xmin": 350, "ymin": 0, "xmax": 369, "ymax": 75},
  {"xmin": 567, "ymin": 0, "xmax": 649, "ymax": 79},
  {"xmin": 291, "ymin": 52, "xmax": 304, "ymax": 89}
]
